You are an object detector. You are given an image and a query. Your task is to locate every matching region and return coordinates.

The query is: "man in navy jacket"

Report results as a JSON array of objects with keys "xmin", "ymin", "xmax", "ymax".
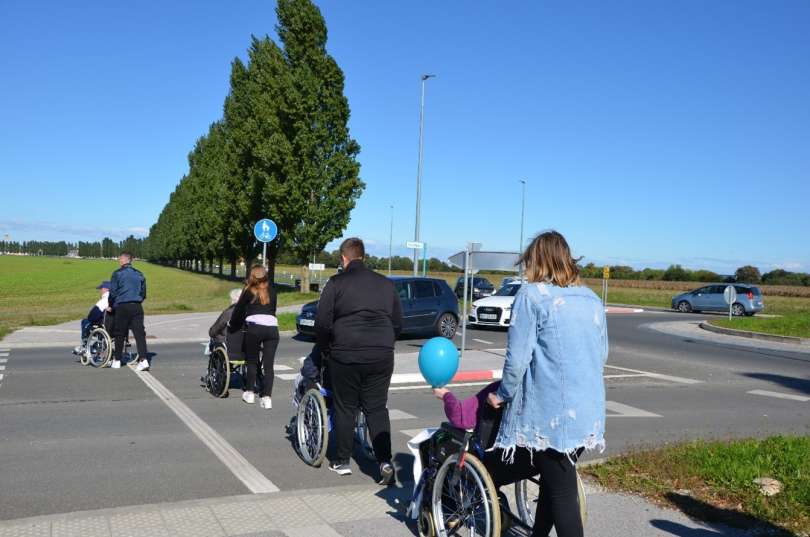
[{"xmin": 109, "ymin": 252, "xmax": 149, "ymax": 371}]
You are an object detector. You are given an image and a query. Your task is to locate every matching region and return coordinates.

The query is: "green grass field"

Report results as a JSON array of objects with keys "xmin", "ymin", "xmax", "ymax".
[
  {"xmin": 0, "ymin": 256, "xmax": 316, "ymax": 340},
  {"xmin": 584, "ymin": 436, "xmax": 810, "ymax": 534},
  {"xmin": 712, "ymin": 312, "xmax": 810, "ymax": 339}
]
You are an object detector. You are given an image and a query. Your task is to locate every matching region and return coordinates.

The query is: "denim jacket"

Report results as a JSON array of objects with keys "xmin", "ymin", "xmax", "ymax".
[{"xmin": 494, "ymin": 282, "xmax": 608, "ymax": 457}]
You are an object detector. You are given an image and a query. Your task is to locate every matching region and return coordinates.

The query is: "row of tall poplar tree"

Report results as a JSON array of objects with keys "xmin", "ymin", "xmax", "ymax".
[{"xmin": 146, "ymin": 0, "xmax": 363, "ymax": 291}]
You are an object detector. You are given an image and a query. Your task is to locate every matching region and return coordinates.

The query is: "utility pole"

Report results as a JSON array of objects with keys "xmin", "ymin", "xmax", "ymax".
[
  {"xmin": 518, "ymin": 179, "xmax": 526, "ymax": 279},
  {"xmin": 388, "ymin": 204, "xmax": 394, "ymax": 275},
  {"xmin": 413, "ymin": 74, "xmax": 435, "ymax": 276}
]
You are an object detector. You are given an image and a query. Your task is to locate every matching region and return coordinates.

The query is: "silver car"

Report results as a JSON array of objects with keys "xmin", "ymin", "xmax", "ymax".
[{"xmin": 671, "ymin": 284, "xmax": 764, "ymax": 316}]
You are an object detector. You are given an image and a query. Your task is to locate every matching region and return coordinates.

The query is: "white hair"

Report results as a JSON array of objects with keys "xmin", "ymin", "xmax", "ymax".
[{"xmin": 230, "ymin": 288, "xmax": 242, "ymax": 304}]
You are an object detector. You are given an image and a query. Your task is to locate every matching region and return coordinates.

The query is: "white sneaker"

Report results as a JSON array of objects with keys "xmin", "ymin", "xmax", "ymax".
[
  {"xmin": 111, "ymin": 360, "xmax": 121, "ymax": 369},
  {"xmin": 136, "ymin": 360, "xmax": 150, "ymax": 372},
  {"xmin": 242, "ymin": 391, "xmax": 256, "ymax": 404},
  {"xmin": 73, "ymin": 346, "xmax": 83, "ymax": 355},
  {"xmin": 259, "ymin": 396, "xmax": 272, "ymax": 409}
]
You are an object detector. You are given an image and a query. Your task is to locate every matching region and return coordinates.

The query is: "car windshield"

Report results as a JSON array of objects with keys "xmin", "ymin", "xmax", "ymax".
[{"xmin": 495, "ymin": 284, "xmax": 521, "ymax": 297}]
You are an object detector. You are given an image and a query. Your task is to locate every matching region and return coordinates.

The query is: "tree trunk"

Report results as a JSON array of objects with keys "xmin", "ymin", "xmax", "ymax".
[
  {"xmin": 230, "ymin": 258, "xmax": 237, "ymax": 280},
  {"xmin": 301, "ymin": 265, "xmax": 310, "ymax": 294},
  {"xmin": 218, "ymin": 257, "xmax": 224, "ymax": 276}
]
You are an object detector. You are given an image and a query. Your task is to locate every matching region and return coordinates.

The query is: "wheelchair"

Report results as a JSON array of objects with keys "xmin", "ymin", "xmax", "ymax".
[
  {"xmin": 83, "ymin": 313, "xmax": 133, "ymax": 368},
  {"xmin": 409, "ymin": 423, "xmax": 587, "ymax": 537},
  {"xmin": 290, "ymin": 373, "xmax": 374, "ymax": 468},
  {"xmin": 202, "ymin": 340, "xmax": 253, "ymax": 398}
]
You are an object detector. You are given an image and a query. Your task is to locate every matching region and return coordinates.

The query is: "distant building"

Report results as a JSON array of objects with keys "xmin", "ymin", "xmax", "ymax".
[{"xmin": 67, "ymin": 249, "xmax": 80, "ymax": 258}]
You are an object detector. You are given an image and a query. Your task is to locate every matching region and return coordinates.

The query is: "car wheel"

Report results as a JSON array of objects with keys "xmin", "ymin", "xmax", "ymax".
[
  {"xmin": 436, "ymin": 313, "xmax": 458, "ymax": 339},
  {"xmin": 731, "ymin": 303, "xmax": 746, "ymax": 317},
  {"xmin": 677, "ymin": 300, "xmax": 692, "ymax": 313}
]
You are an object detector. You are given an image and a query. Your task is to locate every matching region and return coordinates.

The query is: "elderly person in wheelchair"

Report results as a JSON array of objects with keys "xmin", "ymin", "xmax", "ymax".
[
  {"xmin": 203, "ymin": 289, "xmax": 246, "ymax": 397},
  {"xmin": 73, "ymin": 280, "xmax": 111, "ymax": 360}
]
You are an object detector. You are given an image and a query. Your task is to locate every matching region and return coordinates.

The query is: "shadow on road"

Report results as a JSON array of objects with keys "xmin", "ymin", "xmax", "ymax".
[
  {"xmin": 661, "ymin": 492, "xmax": 795, "ymax": 536},
  {"xmin": 741, "ymin": 372, "xmax": 810, "ymax": 395}
]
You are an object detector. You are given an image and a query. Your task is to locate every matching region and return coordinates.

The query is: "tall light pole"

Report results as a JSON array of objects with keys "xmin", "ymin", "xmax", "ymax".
[
  {"xmin": 518, "ymin": 179, "xmax": 526, "ymax": 279},
  {"xmin": 413, "ymin": 73, "xmax": 435, "ymax": 276},
  {"xmin": 388, "ymin": 204, "xmax": 394, "ymax": 275}
]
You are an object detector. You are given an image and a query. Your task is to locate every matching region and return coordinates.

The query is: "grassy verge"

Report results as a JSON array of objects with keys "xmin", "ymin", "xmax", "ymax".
[
  {"xmin": 584, "ymin": 436, "xmax": 810, "ymax": 535},
  {"xmin": 277, "ymin": 312, "xmax": 297, "ymax": 332},
  {"xmin": 711, "ymin": 312, "xmax": 810, "ymax": 339},
  {"xmin": 0, "ymin": 256, "xmax": 315, "ymax": 340}
]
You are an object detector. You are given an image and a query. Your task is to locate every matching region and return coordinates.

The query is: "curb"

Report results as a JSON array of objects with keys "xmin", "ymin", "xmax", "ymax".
[{"xmin": 699, "ymin": 321, "xmax": 808, "ymax": 345}]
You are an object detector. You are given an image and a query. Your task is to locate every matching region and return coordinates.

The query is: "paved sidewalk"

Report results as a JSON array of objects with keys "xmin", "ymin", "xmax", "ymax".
[
  {"xmin": 0, "ymin": 306, "xmax": 304, "ymax": 349},
  {"xmin": 0, "ymin": 481, "xmax": 755, "ymax": 537}
]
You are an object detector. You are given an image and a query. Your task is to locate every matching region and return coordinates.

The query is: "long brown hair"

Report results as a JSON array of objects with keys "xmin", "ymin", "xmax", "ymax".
[
  {"xmin": 245, "ymin": 265, "xmax": 270, "ymax": 305},
  {"xmin": 520, "ymin": 230, "xmax": 582, "ymax": 287}
]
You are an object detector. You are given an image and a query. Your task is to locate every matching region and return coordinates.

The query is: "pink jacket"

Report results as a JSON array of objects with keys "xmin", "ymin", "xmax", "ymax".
[{"xmin": 441, "ymin": 381, "xmax": 501, "ymax": 430}]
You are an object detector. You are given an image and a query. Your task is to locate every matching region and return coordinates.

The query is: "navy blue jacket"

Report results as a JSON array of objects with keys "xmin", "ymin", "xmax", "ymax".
[{"xmin": 110, "ymin": 264, "xmax": 147, "ymax": 306}]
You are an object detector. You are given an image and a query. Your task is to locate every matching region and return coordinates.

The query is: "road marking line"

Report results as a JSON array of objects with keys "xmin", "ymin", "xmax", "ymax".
[
  {"xmin": 277, "ymin": 373, "xmax": 298, "ymax": 381},
  {"xmin": 0, "ymin": 358, "xmax": 7, "ymax": 364},
  {"xmin": 0, "ymin": 374, "xmax": 4, "ymax": 381},
  {"xmin": 133, "ymin": 369, "xmax": 279, "ymax": 493},
  {"xmin": 606, "ymin": 401, "xmax": 662, "ymax": 418},
  {"xmin": 606, "ymin": 365, "xmax": 702, "ymax": 385},
  {"xmin": 390, "ymin": 381, "xmax": 493, "ymax": 392},
  {"xmin": 0, "ymin": 365, "xmax": 5, "ymax": 371},
  {"xmin": 389, "ymin": 409, "xmax": 417, "ymax": 420},
  {"xmin": 400, "ymin": 428, "xmax": 428, "ymax": 438},
  {"xmin": 0, "ymin": 353, "xmax": 9, "ymax": 357},
  {"xmin": 604, "ymin": 374, "xmax": 647, "ymax": 379},
  {"xmin": 747, "ymin": 389, "xmax": 810, "ymax": 402},
  {"xmin": 274, "ymin": 364, "xmax": 293, "ymax": 371},
  {"xmin": 473, "ymin": 338, "xmax": 494, "ymax": 345}
]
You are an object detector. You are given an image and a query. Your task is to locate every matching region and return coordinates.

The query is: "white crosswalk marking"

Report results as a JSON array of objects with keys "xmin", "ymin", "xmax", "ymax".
[
  {"xmin": 0, "ymin": 358, "xmax": 7, "ymax": 364},
  {"xmin": 274, "ymin": 364, "xmax": 293, "ymax": 371},
  {"xmin": 277, "ymin": 373, "xmax": 298, "ymax": 381},
  {"xmin": 748, "ymin": 389, "xmax": 810, "ymax": 402},
  {"xmin": 0, "ymin": 353, "xmax": 9, "ymax": 357},
  {"xmin": 473, "ymin": 338, "xmax": 494, "ymax": 345},
  {"xmin": 388, "ymin": 409, "xmax": 417, "ymax": 420},
  {"xmin": 606, "ymin": 401, "xmax": 661, "ymax": 417}
]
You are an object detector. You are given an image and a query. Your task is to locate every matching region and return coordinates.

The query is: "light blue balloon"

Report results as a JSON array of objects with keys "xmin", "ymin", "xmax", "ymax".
[{"xmin": 418, "ymin": 337, "xmax": 460, "ymax": 388}]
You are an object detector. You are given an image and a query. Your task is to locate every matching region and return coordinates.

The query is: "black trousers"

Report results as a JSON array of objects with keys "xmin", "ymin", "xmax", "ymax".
[
  {"xmin": 243, "ymin": 324, "xmax": 279, "ymax": 397},
  {"xmin": 113, "ymin": 302, "xmax": 148, "ymax": 363},
  {"xmin": 329, "ymin": 358, "xmax": 394, "ymax": 464},
  {"xmin": 486, "ymin": 447, "xmax": 584, "ymax": 537}
]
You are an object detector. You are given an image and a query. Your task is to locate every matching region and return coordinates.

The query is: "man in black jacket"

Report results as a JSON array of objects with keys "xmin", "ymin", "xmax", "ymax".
[
  {"xmin": 109, "ymin": 252, "xmax": 149, "ymax": 371},
  {"xmin": 316, "ymin": 237, "xmax": 402, "ymax": 484}
]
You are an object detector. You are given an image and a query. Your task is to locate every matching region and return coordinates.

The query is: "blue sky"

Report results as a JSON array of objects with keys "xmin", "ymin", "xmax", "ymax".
[{"xmin": 1, "ymin": 1, "xmax": 808, "ymax": 273}]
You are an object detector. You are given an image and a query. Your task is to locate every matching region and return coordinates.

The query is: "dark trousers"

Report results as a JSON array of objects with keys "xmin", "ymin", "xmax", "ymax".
[
  {"xmin": 243, "ymin": 324, "xmax": 279, "ymax": 397},
  {"xmin": 486, "ymin": 447, "xmax": 584, "ymax": 537},
  {"xmin": 329, "ymin": 358, "xmax": 394, "ymax": 464},
  {"xmin": 80, "ymin": 319, "xmax": 92, "ymax": 345},
  {"xmin": 113, "ymin": 302, "xmax": 148, "ymax": 363}
]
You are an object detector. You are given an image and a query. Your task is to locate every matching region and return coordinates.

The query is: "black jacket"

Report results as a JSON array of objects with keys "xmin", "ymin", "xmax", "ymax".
[
  {"xmin": 228, "ymin": 287, "xmax": 278, "ymax": 332},
  {"xmin": 109, "ymin": 264, "xmax": 146, "ymax": 306},
  {"xmin": 315, "ymin": 260, "xmax": 402, "ymax": 364}
]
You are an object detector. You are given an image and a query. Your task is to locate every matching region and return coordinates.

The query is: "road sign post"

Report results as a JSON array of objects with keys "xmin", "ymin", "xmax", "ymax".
[
  {"xmin": 602, "ymin": 266, "xmax": 610, "ymax": 305},
  {"xmin": 253, "ymin": 219, "xmax": 278, "ymax": 269},
  {"xmin": 723, "ymin": 285, "xmax": 737, "ymax": 320}
]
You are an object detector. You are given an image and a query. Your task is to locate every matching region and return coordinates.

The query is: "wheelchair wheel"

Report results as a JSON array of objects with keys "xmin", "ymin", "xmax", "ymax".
[
  {"xmin": 87, "ymin": 328, "xmax": 112, "ymax": 368},
  {"xmin": 418, "ymin": 506, "xmax": 436, "ymax": 537},
  {"xmin": 354, "ymin": 410, "xmax": 375, "ymax": 461},
  {"xmin": 206, "ymin": 346, "xmax": 230, "ymax": 398},
  {"xmin": 431, "ymin": 452, "xmax": 501, "ymax": 537},
  {"xmin": 79, "ymin": 348, "xmax": 90, "ymax": 366},
  {"xmin": 514, "ymin": 471, "xmax": 588, "ymax": 527},
  {"xmin": 296, "ymin": 388, "xmax": 329, "ymax": 467}
]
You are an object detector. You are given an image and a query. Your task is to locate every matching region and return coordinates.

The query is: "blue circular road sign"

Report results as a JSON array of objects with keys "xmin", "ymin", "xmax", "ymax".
[{"xmin": 254, "ymin": 219, "xmax": 278, "ymax": 243}]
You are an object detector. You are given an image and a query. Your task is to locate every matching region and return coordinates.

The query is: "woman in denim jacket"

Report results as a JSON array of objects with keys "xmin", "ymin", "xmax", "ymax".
[{"xmin": 487, "ymin": 230, "xmax": 608, "ymax": 537}]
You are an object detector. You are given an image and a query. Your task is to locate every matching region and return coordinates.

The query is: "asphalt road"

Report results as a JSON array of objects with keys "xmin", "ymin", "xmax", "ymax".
[{"xmin": 1, "ymin": 312, "xmax": 808, "ymax": 520}]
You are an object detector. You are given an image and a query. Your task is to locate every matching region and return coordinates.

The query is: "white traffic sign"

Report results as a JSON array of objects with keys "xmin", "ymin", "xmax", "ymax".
[
  {"xmin": 308, "ymin": 263, "xmax": 325, "ymax": 271},
  {"xmin": 406, "ymin": 241, "xmax": 424, "ymax": 250},
  {"xmin": 724, "ymin": 285, "xmax": 737, "ymax": 320},
  {"xmin": 723, "ymin": 285, "xmax": 737, "ymax": 305}
]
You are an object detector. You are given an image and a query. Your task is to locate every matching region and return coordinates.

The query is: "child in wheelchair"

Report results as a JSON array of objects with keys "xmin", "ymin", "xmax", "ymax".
[{"xmin": 73, "ymin": 281, "xmax": 111, "ymax": 357}]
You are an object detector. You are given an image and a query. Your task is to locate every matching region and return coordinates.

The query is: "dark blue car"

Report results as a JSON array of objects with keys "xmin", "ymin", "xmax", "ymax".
[{"xmin": 296, "ymin": 276, "xmax": 459, "ymax": 339}]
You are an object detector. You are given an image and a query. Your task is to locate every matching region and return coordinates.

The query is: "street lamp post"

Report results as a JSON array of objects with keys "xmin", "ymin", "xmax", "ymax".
[
  {"xmin": 518, "ymin": 179, "xmax": 526, "ymax": 278},
  {"xmin": 388, "ymin": 204, "xmax": 394, "ymax": 276},
  {"xmin": 413, "ymin": 74, "xmax": 435, "ymax": 276}
]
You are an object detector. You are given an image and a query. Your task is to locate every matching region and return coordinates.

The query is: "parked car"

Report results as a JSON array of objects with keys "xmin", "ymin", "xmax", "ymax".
[
  {"xmin": 671, "ymin": 284, "xmax": 764, "ymax": 316},
  {"xmin": 501, "ymin": 276, "xmax": 526, "ymax": 288},
  {"xmin": 454, "ymin": 276, "xmax": 495, "ymax": 300},
  {"xmin": 468, "ymin": 283, "xmax": 522, "ymax": 328},
  {"xmin": 296, "ymin": 276, "xmax": 459, "ymax": 339}
]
